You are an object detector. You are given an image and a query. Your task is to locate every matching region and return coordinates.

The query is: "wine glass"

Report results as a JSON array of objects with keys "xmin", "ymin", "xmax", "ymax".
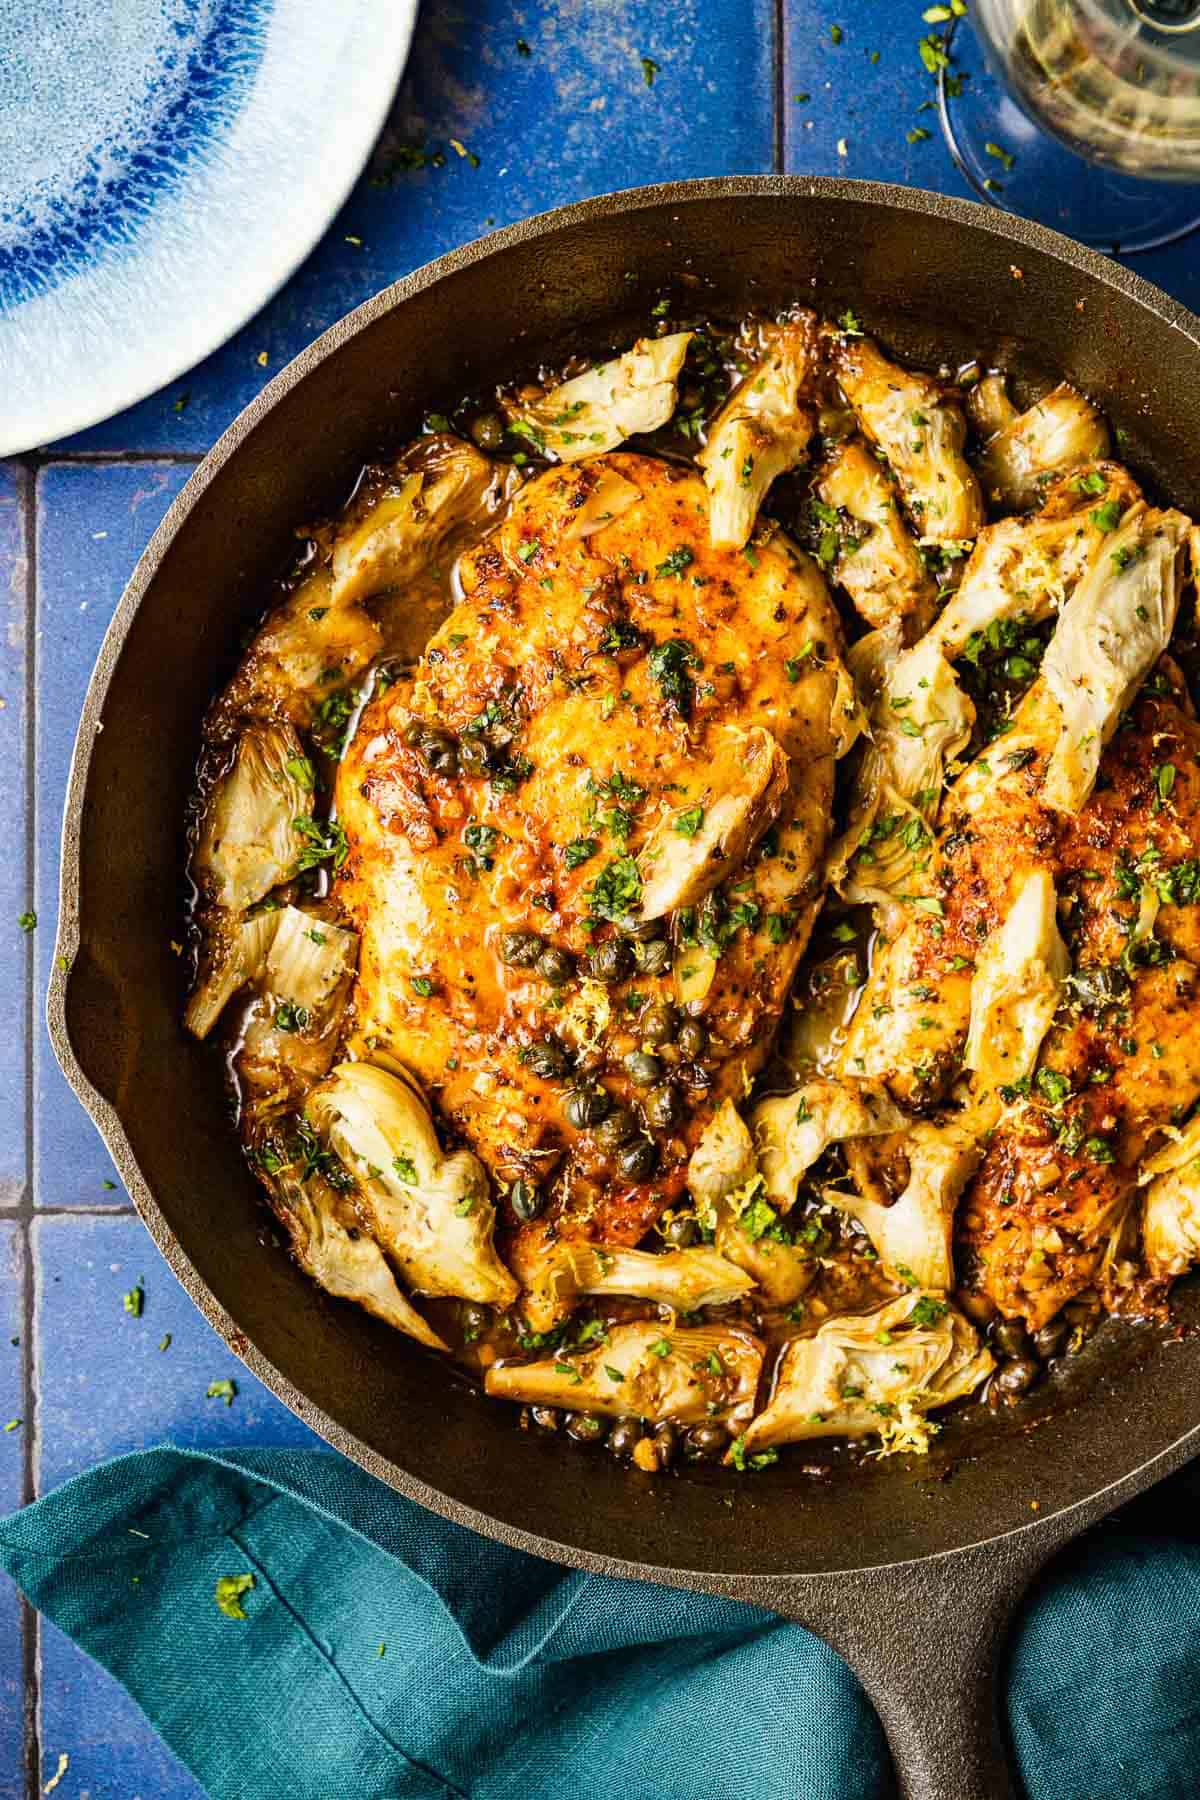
[{"xmin": 938, "ymin": 0, "xmax": 1200, "ymax": 253}]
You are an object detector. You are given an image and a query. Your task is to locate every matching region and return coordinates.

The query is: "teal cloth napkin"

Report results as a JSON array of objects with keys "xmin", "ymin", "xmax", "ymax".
[{"xmin": 2, "ymin": 1446, "xmax": 1199, "ymax": 1800}]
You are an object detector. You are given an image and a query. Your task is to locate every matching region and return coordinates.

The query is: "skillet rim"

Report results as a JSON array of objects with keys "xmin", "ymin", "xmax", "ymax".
[{"xmin": 47, "ymin": 174, "xmax": 1200, "ymax": 1586}]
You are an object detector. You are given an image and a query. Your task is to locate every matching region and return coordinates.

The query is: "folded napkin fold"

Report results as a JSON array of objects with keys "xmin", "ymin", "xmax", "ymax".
[{"xmin": 2, "ymin": 1447, "xmax": 1199, "ymax": 1799}]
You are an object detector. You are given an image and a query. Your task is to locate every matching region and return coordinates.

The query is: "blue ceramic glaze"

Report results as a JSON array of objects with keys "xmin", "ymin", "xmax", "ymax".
[{"xmin": 0, "ymin": 0, "xmax": 268, "ymax": 311}]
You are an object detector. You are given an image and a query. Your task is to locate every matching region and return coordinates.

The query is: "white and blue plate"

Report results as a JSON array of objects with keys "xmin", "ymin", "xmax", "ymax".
[{"xmin": 0, "ymin": 0, "xmax": 417, "ymax": 454}]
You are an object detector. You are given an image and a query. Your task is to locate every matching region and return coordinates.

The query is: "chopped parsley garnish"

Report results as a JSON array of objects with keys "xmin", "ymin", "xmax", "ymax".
[
  {"xmin": 655, "ymin": 545, "xmax": 695, "ymax": 579},
  {"xmin": 273, "ymin": 1001, "xmax": 309, "ymax": 1033},
  {"xmin": 599, "ymin": 620, "xmax": 642, "ymax": 655},
  {"xmin": 1071, "ymin": 470, "xmax": 1107, "ymax": 495},
  {"xmin": 554, "ymin": 1360, "xmax": 582, "ymax": 1384},
  {"xmin": 730, "ymin": 1435, "xmax": 778, "ymax": 1473},
  {"xmin": 293, "ymin": 814, "xmax": 349, "ymax": 873},
  {"xmin": 674, "ymin": 807, "xmax": 705, "ymax": 838},
  {"xmin": 410, "ymin": 976, "xmax": 435, "ymax": 998},
  {"xmin": 588, "ymin": 855, "xmax": 642, "ymax": 922},
  {"xmin": 647, "ymin": 637, "xmax": 701, "ymax": 715},
  {"xmin": 392, "ymin": 1154, "xmax": 418, "ymax": 1184},
  {"xmin": 564, "ymin": 837, "xmax": 600, "ymax": 870},
  {"xmin": 909, "ymin": 1295, "xmax": 949, "ymax": 1327},
  {"xmin": 649, "ymin": 1337, "xmax": 672, "ymax": 1358},
  {"xmin": 1036, "ymin": 1067, "xmax": 1071, "ymax": 1107},
  {"xmin": 1089, "ymin": 501, "xmax": 1123, "ymax": 533}
]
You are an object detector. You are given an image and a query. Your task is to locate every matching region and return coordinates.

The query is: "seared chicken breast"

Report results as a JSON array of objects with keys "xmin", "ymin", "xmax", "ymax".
[{"xmin": 335, "ymin": 452, "xmax": 853, "ymax": 1296}]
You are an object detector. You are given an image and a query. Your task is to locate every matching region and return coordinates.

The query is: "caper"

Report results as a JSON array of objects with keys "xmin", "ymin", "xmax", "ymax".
[
  {"xmin": 634, "ymin": 939, "xmax": 672, "ymax": 976},
  {"xmin": 530, "ymin": 1405, "xmax": 560, "ymax": 1431},
  {"xmin": 524, "ymin": 1039, "xmax": 569, "ymax": 1080},
  {"xmin": 416, "ymin": 724, "xmax": 456, "ymax": 760},
  {"xmin": 677, "ymin": 1060, "xmax": 713, "ymax": 1092},
  {"xmin": 510, "ymin": 1179, "xmax": 545, "ymax": 1221},
  {"xmin": 652, "ymin": 1422, "xmax": 678, "ymax": 1467},
  {"xmin": 565, "ymin": 1411, "xmax": 606, "ymax": 1443},
  {"xmin": 624, "ymin": 1050, "xmax": 664, "ymax": 1086},
  {"xmin": 616, "ymin": 1137, "xmax": 659, "ymax": 1181},
  {"xmin": 470, "ymin": 411, "xmax": 506, "ymax": 450},
  {"xmin": 537, "ymin": 945, "xmax": 575, "ymax": 985},
  {"xmin": 683, "ymin": 1420, "xmax": 728, "ymax": 1462},
  {"xmin": 645, "ymin": 1083, "xmax": 681, "ymax": 1130},
  {"xmin": 616, "ymin": 915, "xmax": 664, "ymax": 943},
  {"xmin": 993, "ymin": 1355, "xmax": 1040, "ymax": 1400},
  {"xmin": 991, "ymin": 1318, "xmax": 1032, "ymax": 1360},
  {"xmin": 428, "ymin": 745, "xmax": 460, "ymax": 776},
  {"xmin": 1033, "ymin": 1316, "xmax": 1070, "ymax": 1361},
  {"xmin": 661, "ymin": 1212, "xmax": 699, "ymax": 1249},
  {"xmin": 607, "ymin": 1417, "xmax": 640, "ymax": 1458},
  {"xmin": 458, "ymin": 736, "xmax": 493, "ymax": 776},
  {"xmin": 589, "ymin": 938, "xmax": 634, "ymax": 983},
  {"xmin": 677, "ymin": 1019, "xmax": 708, "ymax": 1059},
  {"xmin": 595, "ymin": 1106, "xmax": 640, "ymax": 1151},
  {"xmin": 566, "ymin": 1085, "xmax": 611, "ymax": 1129},
  {"xmin": 500, "ymin": 930, "xmax": 544, "ymax": 968},
  {"xmin": 640, "ymin": 1001, "xmax": 677, "ymax": 1045}
]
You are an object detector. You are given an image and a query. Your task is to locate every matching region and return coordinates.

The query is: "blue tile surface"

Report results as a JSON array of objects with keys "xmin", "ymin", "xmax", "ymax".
[
  {"xmin": 0, "ymin": 471, "xmax": 27, "ymax": 1212},
  {"xmin": 4, "ymin": 0, "xmax": 1200, "ymax": 1795},
  {"xmin": 33, "ymin": 1216, "xmax": 318, "ymax": 1491},
  {"xmin": 0, "ymin": 1225, "xmax": 27, "ymax": 1800},
  {"xmin": 33, "ymin": 463, "xmax": 195, "ymax": 1210}
]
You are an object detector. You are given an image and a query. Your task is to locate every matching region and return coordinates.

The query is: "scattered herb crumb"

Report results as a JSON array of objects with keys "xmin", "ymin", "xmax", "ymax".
[
  {"xmin": 215, "ymin": 1572, "xmax": 256, "ymax": 1620},
  {"xmin": 640, "ymin": 54, "xmax": 659, "ymax": 86},
  {"xmin": 17, "ymin": 911, "xmax": 35, "ymax": 933},
  {"xmin": 207, "ymin": 1378, "xmax": 237, "ymax": 1407},
  {"xmin": 123, "ymin": 1281, "xmax": 144, "ymax": 1318},
  {"xmin": 3, "ymin": 1419, "xmax": 20, "ymax": 1433},
  {"xmin": 516, "ymin": 38, "xmax": 531, "ymax": 55},
  {"xmin": 830, "ymin": 24, "xmax": 843, "ymax": 44},
  {"xmin": 159, "ymin": 1334, "xmax": 172, "ymax": 1352},
  {"xmin": 985, "ymin": 141, "xmax": 1016, "ymax": 171}
]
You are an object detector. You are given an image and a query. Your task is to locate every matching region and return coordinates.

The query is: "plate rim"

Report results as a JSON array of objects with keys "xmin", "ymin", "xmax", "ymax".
[{"xmin": 0, "ymin": 0, "xmax": 419, "ymax": 456}]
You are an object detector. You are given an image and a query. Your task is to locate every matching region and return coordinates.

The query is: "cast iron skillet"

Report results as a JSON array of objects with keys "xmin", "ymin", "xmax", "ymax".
[{"xmin": 48, "ymin": 178, "xmax": 1200, "ymax": 1799}]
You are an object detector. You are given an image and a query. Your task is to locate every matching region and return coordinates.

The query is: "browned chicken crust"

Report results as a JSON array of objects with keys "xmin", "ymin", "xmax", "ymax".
[{"xmin": 335, "ymin": 453, "xmax": 851, "ymax": 1275}]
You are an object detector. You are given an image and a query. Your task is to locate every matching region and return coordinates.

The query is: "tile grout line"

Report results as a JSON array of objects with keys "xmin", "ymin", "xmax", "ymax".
[
  {"xmin": 22, "ymin": 450, "xmax": 205, "ymax": 468},
  {"xmin": 17, "ymin": 455, "xmax": 41, "ymax": 1800}
]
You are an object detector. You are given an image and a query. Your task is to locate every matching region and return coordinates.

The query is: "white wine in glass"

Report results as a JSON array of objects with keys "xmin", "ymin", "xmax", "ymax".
[{"xmin": 940, "ymin": 0, "xmax": 1200, "ymax": 251}]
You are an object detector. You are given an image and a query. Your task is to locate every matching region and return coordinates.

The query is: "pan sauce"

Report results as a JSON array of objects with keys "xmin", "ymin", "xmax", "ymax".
[{"xmin": 183, "ymin": 304, "xmax": 1200, "ymax": 1476}]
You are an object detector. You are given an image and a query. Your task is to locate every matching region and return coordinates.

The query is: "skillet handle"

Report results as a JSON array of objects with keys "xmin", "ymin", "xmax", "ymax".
[{"xmin": 770, "ymin": 1534, "xmax": 1058, "ymax": 1800}]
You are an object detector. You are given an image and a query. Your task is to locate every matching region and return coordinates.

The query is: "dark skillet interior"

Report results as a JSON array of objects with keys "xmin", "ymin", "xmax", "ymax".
[{"xmin": 62, "ymin": 184, "xmax": 1200, "ymax": 1579}]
